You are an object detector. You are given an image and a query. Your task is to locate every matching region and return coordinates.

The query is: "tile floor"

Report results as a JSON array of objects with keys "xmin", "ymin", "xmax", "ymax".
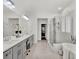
[{"xmin": 26, "ymin": 40, "xmax": 62, "ymax": 59}]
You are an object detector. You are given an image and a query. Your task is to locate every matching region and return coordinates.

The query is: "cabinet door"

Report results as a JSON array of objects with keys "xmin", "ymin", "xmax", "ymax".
[
  {"xmin": 69, "ymin": 52, "xmax": 76, "ymax": 59},
  {"xmin": 22, "ymin": 41, "xmax": 26, "ymax": 59},
  {"xmin": 13, "ymin": 43, "xmax": 23, "ymax": 59},
  {"xmin": 29, "ymin": 35, "xmax": 34, "ymax": 48},
  {"xmin": 3, "ymin": 49, "xmax": 12, "ymax": 59},
  {"xmin": 17, "ymin": 48, "xmax": 22, "ymax": 59}
]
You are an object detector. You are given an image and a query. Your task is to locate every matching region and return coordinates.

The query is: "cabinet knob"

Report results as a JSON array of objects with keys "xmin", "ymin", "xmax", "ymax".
[{"xmin": 6, "ymin": 54, "xmax": 8, "ymax": 56}]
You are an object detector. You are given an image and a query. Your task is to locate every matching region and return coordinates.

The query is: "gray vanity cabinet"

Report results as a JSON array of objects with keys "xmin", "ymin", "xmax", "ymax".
[
  {"xmin": 22, "ymin": 40, "xmax": 27, "ymax": 59},
  {"xmin": 3, "ymin": 35, "xmax": 34, "ymax": 59},
  {"xmin": 29, "ymin": 35, "xmax": 34, "ymax": 47},
  {"xmin": 13, "ymin": 42, "xmax": 23, "ymax": 59},
  {"xmin": 69, "ymin": 52, "xmax": 76, "ymax": 59},
  {"xmin": 3, "ymin": 49, "xmax": 12, "ymax": 59}
]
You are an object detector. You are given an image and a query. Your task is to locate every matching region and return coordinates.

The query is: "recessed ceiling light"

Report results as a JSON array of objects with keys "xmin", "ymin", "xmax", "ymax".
[
  {"xmin": 11, "ymin": 5, "xmax": 15, "ymax": 8},
  {"xmin": 22, "ymin": 15, "xmax": 29, "ymax": 20},
  {"xmin": 58, "ymin": 7, "xmax": 62, "ymax": 10}
]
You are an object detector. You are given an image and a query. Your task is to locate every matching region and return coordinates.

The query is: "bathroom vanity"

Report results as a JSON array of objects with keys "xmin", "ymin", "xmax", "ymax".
[{"xmin": 3, "ymin": 34, "xmax": 34, "ymax": 59}]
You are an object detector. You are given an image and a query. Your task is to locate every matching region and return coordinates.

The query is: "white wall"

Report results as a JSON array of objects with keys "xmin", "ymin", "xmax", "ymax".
[
  {"xmin": 3, "ymin": 12, "xmax": 19, "ymax": 37},
  {"xmin": 8, "ymin": 18, "xmax": 19, "ymax": 36},
  {"xmin": 3, "ymin": 14, "xmax": 10, "ymax": 37},
  {"xmin": 48, "ymin": 1, "xmax": 76, "ymax": 43},
  {"xmin": 61, "ymin": 0, "xmax": 76, "ymax": 39},
  {"xmin": 31, "ymin": 13, "xmax": 59, "ymax": 43},
  {"xmin": 54, "ymin": 0, "xmax": 76, "ymax": 43},
  {"xmin": 49, "ymin": 18, "xmax": 54, "ymax": 43},
  {"xmin": 3, "ymin": 10, "xmax": 32, "ymax": 37},
  {"xmin": 19, "ymin": 18, "xmax": 32, "ymax": 35}
]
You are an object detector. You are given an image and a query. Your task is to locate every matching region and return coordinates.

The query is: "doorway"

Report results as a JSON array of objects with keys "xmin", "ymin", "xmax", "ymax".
[{"xmin": 41, "ymin": 24, "xmax": 47, "ymax": 40}]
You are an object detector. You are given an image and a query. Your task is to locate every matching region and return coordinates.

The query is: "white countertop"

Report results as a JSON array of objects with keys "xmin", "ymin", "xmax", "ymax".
[{"xmin": 3, "ymin": 34, "xmax": 33, "ymax": 53}]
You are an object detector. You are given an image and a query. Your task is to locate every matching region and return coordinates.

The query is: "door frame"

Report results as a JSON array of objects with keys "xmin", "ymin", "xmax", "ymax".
[{"xmin": 37, "ymin": 18, "xmax": 48, "ymax": 41}]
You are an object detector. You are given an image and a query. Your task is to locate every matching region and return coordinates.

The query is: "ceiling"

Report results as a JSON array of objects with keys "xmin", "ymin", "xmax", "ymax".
[{"xmin": 4, "ymin": 0, "xmax": 75, "ymax": 18}]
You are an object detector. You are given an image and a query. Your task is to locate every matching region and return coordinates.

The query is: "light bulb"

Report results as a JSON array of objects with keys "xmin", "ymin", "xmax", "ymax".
[
  {"xmin": 58, "ymin": 7, "xmax": 62, "ymax": 10},
  {"xmin": 22, "ymin": 15, "xmax": 29, "ymax": 20}
]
